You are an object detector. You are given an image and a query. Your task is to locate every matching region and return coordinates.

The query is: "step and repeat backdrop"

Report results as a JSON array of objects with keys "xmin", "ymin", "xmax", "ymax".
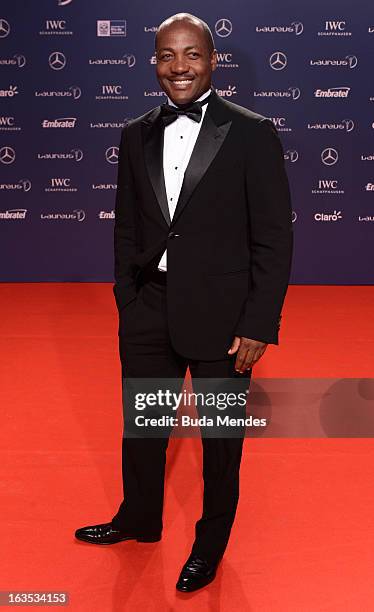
[{"xmin": 0, "ymin": 0, "xmax": 373, "ymax": 283}]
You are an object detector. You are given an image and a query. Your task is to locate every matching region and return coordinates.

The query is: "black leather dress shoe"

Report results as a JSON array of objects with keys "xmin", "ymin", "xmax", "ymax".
[
  {"xmin": 74, "ymin": 522, "xmax": 161, "ymax": 545},
  {"xmin": 176, "ymin": 554, "xmax": 221, "ymax": 592}
]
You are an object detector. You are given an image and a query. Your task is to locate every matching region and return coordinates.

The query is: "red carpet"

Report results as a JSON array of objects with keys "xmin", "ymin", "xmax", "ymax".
[{"xmin": 1, "ymin": 284, "xmax": 374, "ymax": 610}]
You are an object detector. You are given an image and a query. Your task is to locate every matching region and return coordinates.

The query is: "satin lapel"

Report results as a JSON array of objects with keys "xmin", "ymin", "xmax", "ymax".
[
  {"xmin": 171, "ymin": 110, "xmax": 232, "ymax": 226},
  {"xmin": 142, "ymin": 110, "xmax": 171, "ymax": 227}
]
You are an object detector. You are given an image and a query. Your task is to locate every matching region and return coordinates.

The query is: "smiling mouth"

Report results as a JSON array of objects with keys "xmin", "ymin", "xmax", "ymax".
[{"xmin": 169, "ymin": 79, "xmax": 194, "ymax": 87}]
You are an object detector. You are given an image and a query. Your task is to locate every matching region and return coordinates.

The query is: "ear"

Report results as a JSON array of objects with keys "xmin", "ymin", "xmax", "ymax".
[{"xmin": 211, "ymin": 49, "xmax": 218, "ymax": 72}]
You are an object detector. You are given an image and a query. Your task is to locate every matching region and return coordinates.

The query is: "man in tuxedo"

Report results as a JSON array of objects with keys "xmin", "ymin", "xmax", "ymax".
[{"xmin": 75, "ymin": 13, "xmax": 293, "ymax": 592}]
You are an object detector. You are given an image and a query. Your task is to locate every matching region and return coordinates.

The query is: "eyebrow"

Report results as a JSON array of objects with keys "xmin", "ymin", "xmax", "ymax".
[{"xmin": 157, "ymin": 45, "xmax": 200, "ymax": 52}]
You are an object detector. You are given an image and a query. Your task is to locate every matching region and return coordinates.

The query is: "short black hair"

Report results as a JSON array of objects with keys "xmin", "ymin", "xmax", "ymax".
[{"xmin": 155, "ymin": 13, "xmax": 215, "ymax": 55}]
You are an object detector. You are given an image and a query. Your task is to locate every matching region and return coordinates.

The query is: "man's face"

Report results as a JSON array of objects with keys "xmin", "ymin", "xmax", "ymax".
[{"xmin": 156, "ymin": 22, "xmax": 217, "ymax": 106}]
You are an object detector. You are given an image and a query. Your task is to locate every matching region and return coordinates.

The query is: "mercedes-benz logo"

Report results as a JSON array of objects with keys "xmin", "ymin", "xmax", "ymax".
[
  {"xmin": 215, "ymin": 18, "xmax": 232, "ymax": 37},
  {"xmin": 58, "ymin": 0, "xmax": 73, "ymax": 5},
  {"xmin": 0, "ymin": 19, "xmax": 10, "ymax": 38},
  {"xmin": 321, "ymin": 147, "xmax": 339, "ymax": 166},
  {"xmin": 0, "ymin": 146, "xmax": 16, "ymax": 164},
  {"xmin": 49, "ymin": 51, "xmax": 66, "ymax": 70},
  {"xmin": 269, "ymin": 51, "xmax": 287, "ymax": 71},
  {"xmin": 292, "ymin": 211, "xmax": 297, "ymax": 223},
  {"xmin": 291, "ymin": 21, "xmax": 304, "ymax": 36},
  {"xmin": 105, "ymin": 147, "xmax": 119, "ymax": 164}
]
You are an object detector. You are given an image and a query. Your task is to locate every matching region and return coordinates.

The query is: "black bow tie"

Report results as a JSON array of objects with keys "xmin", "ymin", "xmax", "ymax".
[{"xmin": 160, "ymin": 95, "xmax": 211, "ymax": 126}]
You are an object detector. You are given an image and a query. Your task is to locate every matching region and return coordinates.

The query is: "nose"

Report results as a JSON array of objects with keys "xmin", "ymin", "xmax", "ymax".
[{"xmin": 170, "ymin": 56, "xmax": 190, "ymax": 74}]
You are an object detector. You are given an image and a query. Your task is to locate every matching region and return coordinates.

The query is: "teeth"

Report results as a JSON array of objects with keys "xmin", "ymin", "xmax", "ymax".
[{"xmin": 173, "ymin": 80, "xmax": 192, "ymax": 85}]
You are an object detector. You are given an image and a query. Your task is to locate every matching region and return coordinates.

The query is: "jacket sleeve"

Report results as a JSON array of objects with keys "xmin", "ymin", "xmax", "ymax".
[
  {"xmin": 234, "ymin": 118, "xmax": 294, "ymax": 344},
  {"xmin": 113, "ymin": 125, "xmax": 139, "ymax": 312}
]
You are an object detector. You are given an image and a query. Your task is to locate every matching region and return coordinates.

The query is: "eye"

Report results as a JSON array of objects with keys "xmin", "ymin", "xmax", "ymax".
[
  {"xmin": 188, "ymin": 52, "xmax": 200, "ymax": 58},
  {"xmin": 160, "ymin": 53, "xmax": 172, "ymax": 61}
]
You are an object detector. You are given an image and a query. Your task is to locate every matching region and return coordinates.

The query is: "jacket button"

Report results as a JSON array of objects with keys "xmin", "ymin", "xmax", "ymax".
[{"xmin": 168, "ymin": 232, "xmax": 180, "ymax": 239}]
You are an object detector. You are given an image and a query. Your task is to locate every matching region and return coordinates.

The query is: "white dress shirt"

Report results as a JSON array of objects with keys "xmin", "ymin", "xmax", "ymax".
[{"xmin": 157, "ymin": 88, "xmax": 212, "ymax": 272}]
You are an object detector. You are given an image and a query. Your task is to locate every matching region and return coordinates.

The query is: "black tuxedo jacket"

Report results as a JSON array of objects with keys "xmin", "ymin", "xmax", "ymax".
[{"xmin": 113, "ymin": 89, "xmax": 293, "ymax": 361}]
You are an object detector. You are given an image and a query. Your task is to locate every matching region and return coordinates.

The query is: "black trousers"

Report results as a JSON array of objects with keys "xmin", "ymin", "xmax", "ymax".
[{"xmin": 111, "ymin": 271, "xmax": 251, "ymax": 564}]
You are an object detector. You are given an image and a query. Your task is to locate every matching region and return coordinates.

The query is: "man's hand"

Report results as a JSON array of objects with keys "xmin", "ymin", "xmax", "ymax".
[{"xmin": 228, "ymin": 336, "xmax": 268, "ymax": 372}]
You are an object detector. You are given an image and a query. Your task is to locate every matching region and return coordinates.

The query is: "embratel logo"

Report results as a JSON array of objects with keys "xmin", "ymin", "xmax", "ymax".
[
  {"xmin": 0, "ymin": 146, "xmax": 16, "ymax": 164},
  {"xmin": 45, "ymin": 178, "xmax": 78, "ymax": 192},
  {"xmin": 37, "ymin": 149, "xmax": 83, "ymax": 161},
  {"xmin": 312, "ymin": 179, "xmax": 344, "ymax": 195},
  {"xmin": 35, "ymin": 85, "xmax": 81, "ymax": 99},
  {"xmin": 269, "ymin": 51, "xmax": 287, "ymax": 70},
  {"xmin": 96, "ymin": 84, "xmax": 128, "ymax": 101},
  {"xmin": 0, "ymin": 180, "xmax": 31, "ymax": 192},
  {"xmin": 97, "ymin": 20, "xmax": 126, "ymax": 37},
  {"xmin": 253, "ymin": 86, "xmax": 301, "ymax": 100},
  {"xmin": 284, "ymin": 150, "xmax": 298, "ymax": 163},
  {"xmin": 0, "ymin": 116, "xmax": 21, "ymax": 132},
  {"xmin": 41, "ymin": 209, "xmax": 85, "ymax": 221},
  {"xmin": 0, "ymin": 54, "xmax": 26, "ymax": 67},
  {"xmin": 314, "ymin": 87, "xmax": 350, "ymax": 98},
  {"xmin": 314, "ymin": 210, "xmax": 342, "ymax": 221},
  {"xmin": 256, "ymin": 21, "xmax": 303, "ymax": 35},
  {"xmin": 268, "ymin": 117, "xmax": 292, "ymax": 132},
  {"xmin": 40, "ymin": 19, "xmax": 73, "ymax": 35},
  {"xmin": 49, "ymin": 51, "xmax": 66, "ymax": 70},
  {"xmin": 318, "ymin": 21, "xmax": 351, "ymax": 37},
  {"xmin": 310, "ymin": 55, "xmax": 358, "ymax": 69},
  {"xmin": 216, "ymin": 52, "xmax": 239, "ymax": 69},
  {"xmin": 98, "ymin": 210, "xmax": 115, "ymax": 219},
  {"xmin": 215, "ymin": 85, "xmax": 237, "ymax": 97},
  {"xmin": 215, "ymin": 19, "xmax": 232, "ymax": 38},
  {"xmin": 365, "ymin": 183, "xmax": 374, "ymax": 191},
  {"xmin": 89, "ymin": 54, "xmax": 135, "ymax": 67},
  {"xmin": 105, "ymin": 147, "xmax": 119, "ymax": 164},
  {"xmin": 0, "ymin": 19, "xmax": 10, "ymax": 38},
  {"xmin": 307, "ymin": 119, "xmax": 354, "ymax": 132},
  {"xmin": 321, "ymin": 148, "xmax": 339, "ymax": 166},
  {"xmin": 0, "ymin": 208, "xmax": 27, "ymax": 220},
  {"xmin": 0, "ymin": 85, "xmax": 18, "ymax": 97},
  {"xmin": 42, "ymin": 117, "xmax": 77, "ymax": 128}
]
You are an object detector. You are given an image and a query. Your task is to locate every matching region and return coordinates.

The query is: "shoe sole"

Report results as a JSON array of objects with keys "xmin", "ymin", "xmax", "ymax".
[
  {"xmin": 176, "ymin": 573, "xmax": 216, "ymax": 592},
  {"xmin": 75, "ymin": 534, "xmax": 161, "ymax": 545}
]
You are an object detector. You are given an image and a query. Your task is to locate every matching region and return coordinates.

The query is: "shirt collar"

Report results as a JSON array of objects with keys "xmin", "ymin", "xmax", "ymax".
[{"xmin": 167, "ymin": 87, "xmax": 212, "ymax": 108}]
